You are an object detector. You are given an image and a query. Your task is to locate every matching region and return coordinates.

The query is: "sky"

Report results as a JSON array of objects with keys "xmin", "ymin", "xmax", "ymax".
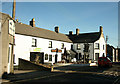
[{"xmin": 1, "ymin": 2, "xmax": 119, "ymax": 48}]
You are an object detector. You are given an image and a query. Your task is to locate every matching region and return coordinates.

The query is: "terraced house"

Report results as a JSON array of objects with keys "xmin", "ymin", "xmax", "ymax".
[
  {"xmin": 1, "ymin": 12, "xmax": 107, "ymax": 77},
  {"xmin": 0, "ymin": 13, "xmax": 15, "ymax": 76},
  {"xmin": 67, "ymin": 26, "xmax": 106, "ymax": 63}
]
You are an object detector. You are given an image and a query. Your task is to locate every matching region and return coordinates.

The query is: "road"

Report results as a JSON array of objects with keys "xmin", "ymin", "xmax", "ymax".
[{"xmin": 2, "ymin": 63, "xmax": 120, "ymax": 84}]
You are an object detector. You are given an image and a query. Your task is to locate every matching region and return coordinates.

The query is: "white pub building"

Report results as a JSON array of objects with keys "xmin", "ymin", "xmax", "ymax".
[{"xmin": 14, "ymin": 18, "xmax": 72, "ymax": 65}]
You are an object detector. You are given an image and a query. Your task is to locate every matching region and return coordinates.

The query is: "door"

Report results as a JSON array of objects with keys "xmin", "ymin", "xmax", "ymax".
[
  {"xmin": 30, "ymin": 52, "xmax": 44, "ymax": 64},
  {"xmin": 55, "ymin": 54, "xmax": 57, "ymax": 63},
  {"xmin": 79, "ymin": 53, "xmax": 82, "ymax": 60},
  {"xmin": 7, "ymin": 44, "xmax": 12, "ymax": 74},
  {"xmin": 38, "ymin": 53, "xmax": 44, "ymax": 64}
]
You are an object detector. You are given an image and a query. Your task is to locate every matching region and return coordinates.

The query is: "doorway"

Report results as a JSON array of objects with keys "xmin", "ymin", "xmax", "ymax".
[
  {"xmin": 30, "ymin": 52, "xmax": 44, "ymax": 64},
  {"xmin": 7, "ymin": 44, "xmax": 12, "ymax": 74},
  {"xmin": 55, "ymin": 54, "xmax": 58, "ymax": 63}
]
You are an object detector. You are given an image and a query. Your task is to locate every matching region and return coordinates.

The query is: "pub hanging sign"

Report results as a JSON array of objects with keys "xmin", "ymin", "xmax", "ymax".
[{"xmin": 51, "ymin": 48, "xmax": 62, "ymax": 53}]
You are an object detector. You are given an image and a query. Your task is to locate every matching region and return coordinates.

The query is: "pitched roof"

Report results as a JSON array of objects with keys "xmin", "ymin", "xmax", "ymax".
[
  {"xmin": 67, "ymin": 32, "xmax": 101, "ymax": 43},
  {"xmin": 15, "ymin": 22, "xmax": 72, "ymax": 43},
  {"xmin": 0, "ymin": 12, "xmax": 15, "ymax": 21}
]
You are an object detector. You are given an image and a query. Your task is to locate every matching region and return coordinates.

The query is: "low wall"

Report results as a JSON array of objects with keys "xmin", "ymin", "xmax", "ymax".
[{"xmin": 18, "ymin": 58, "xmax": 50, "ymax": 71}]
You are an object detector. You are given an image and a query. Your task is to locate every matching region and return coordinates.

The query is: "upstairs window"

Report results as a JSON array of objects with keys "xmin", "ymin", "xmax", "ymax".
[
  {"xmin": 61, "ymin": 43, "xmax": 64, "ymax": 49},
  {"xmin": 95, "ymin": 43, "xmax": 99, "ymax": 49},
  {"xmin": 77, "ymin": 44, "xmax": 81, "ymax": 50},
  {"xmin": 103, "ymin": 45, "xmax": 105, "ymax": 50},
  {"xmin": 32, "ymin": 38, "xmax": 37, "ymax": 47},
  {"xmin": 48, "ymin": 41, "xmax": 52, "ymax": 48}
]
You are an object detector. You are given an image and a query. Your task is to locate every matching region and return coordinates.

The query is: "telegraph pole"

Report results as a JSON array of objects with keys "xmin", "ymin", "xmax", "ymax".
[
  {"xmin": 106, "ymin": 35, "xmax": 108, "ymax": 56},
  {"xmin": 12, "ymin": 0, "xmax": 16, "ymax": 20},
  {"xmin": 11, "ymin": 0, "xmax": 16, "ymax": 74}
]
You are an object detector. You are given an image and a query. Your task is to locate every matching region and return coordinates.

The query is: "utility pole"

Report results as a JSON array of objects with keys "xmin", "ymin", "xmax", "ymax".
[
  {"xmin": 106, "ymin": 35, "xmax": 108, "ymax": 56},
  {"xmin": 11, "ymin": 0, "xmax": 16, "ymax": 74},
  {"xmin": 12, "ymin": 0, "xmax": 16, "ymax": 20}
]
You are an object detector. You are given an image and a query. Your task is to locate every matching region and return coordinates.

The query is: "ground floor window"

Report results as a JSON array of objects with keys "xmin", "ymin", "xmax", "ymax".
[
  {"xmin": 102, "ymin": 53, "xmax": 105, "ymax": 57},
  {"xmin": 49, "ymin": 54, "xmax": 52, "ymax": 61},
  {"xmin": 45, "ymin": 54, "xmax": 48, "ymax": 60},
  {"xmin": 95, "ymin": 53, "xmax": 99, "ymax": 61}
]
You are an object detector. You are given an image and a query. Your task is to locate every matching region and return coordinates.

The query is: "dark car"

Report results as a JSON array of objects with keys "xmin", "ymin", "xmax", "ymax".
[{"xmin": 98, "ymin": 57, "xmax": 112, "ymax": 67}]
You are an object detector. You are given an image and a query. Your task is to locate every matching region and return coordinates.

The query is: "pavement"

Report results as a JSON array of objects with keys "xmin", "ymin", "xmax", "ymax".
[{"xmin": 1, "ymin": 70, "xmax": 53, "ymax": 83}]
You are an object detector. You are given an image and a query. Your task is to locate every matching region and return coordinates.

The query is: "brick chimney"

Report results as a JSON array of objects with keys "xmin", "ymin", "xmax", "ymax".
[
  {"xmin": 55, "ymin": 26, "xmax": 59, "ymax": 33},
  {"xmin": 30, "ymin": 18, "xmax": 35, "ymax": 27},
  {"xmin": 76, "ymin": 28, "xmax": 79, "ymax": 35},
  {"xmin": 100, "ymin": 26, "xmax": 103, "ymax": 33},
  {"xmin": 16, "ymin": 19, "xmax": 18, "ymax": 22},
  {"xmin": 69, "ymin": 31, "xmax": 73, "ymax": 35}
]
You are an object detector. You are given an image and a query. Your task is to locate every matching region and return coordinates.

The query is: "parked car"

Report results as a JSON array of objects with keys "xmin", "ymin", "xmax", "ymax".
[{"xmin": 98, "ymin": 57, "xmax": 112, "ymax": 67}]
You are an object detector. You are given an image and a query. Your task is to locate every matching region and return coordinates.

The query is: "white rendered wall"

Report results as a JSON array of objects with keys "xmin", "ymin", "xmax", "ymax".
[
  {"xmin": 14, "ymin": 34, "xmax": 72, "ymax": 65},
  {"xmin": 94, "ymin": 35, "xmax": 106, "ymax": 60}
]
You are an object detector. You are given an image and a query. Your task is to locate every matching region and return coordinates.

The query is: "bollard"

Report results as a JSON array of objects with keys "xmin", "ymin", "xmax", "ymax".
[{"xmin": 51, "ymin": 62, "xmax": 54, "ymax": 72}]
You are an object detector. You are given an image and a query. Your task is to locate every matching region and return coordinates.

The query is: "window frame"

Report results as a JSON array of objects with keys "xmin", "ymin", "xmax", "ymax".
[
  {"xmin": 45, "ymin": 54, "xmax": 48, "ymax": 60},
  {"xmin": 32, "ymin": 38, "xmax": 37, "ymax": 47},
  {"xmin": 49, "ymin": 54, "xmax": 52, "ymax": 61},
  {"xmin": 95, "ymin": 53, "xmax": 99, "ymax": 61},
  {"xmin": 61, "ymin": 43, "xmax": 64, "ymax": 49},
  {"xmin": 103, "ymin": 45, "xmax": 104, "ymax": 50},
  {"xmin": 48, "ymin": 41, "xmax": 52, "ymax": 48},
  {"xmin": 77, "ymin": 44, "xmax": 81, "ymax": 50},
  {"xmin": 95, "ymin": 43, "xmax": 99, "ymax": 49}
]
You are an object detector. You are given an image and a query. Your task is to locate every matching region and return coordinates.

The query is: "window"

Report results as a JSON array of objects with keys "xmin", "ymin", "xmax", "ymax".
[
  {"xmin": 61, "ymin": 43, "xmax": 64, "ymax": 49},
  {"xmin": 48, "ymin": 41, "xmax": 52, "ymax": 48},
  {"xmin": 32, "ymin": 38, "xmax": 37, "ymax": 47},
  {"xmin": 102, "ymin": 53, "xmax": 105, "ymax": 57},
  {"xmin": 103, "ymin": 45, "xmax": 104, "ymax": 50},
  {"xmin": 95, "ymin": 43, "xmax": 99, "ymax": 49},
  {"xmin": 13, "ymin": 54, "xmax": 16, "ymax": 64},
  {"xmin": 84, "ymin": 44, "xmax": 89, "ymax": 52},
  {"xmin": 49, "ymin": 55, "xmax": 52, "ymax": 61},
  {"xmin": 45, "ymin": 54, "xmax": 48, "ymax": 60},
  {"xmin": 95, "ymin": 53, "xmax": 99, "ymax": 61},
  {"xmin": 77, "ymin": 44, "xmax": 81, "ymax": 50}
]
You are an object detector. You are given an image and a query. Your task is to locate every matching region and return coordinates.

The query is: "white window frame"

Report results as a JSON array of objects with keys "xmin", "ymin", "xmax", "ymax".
[
  {"xmin": 32, "ymin": 38, "xmax": 37, "ymax": 47},
  {"xmin": 95, "ymin": 43, "xmax": 99, "ymax": 49},
  {"xmin": 48, "ymin": 41, "xmax": 52, "ymax": 48},
  {"xmin": 77, "ymin": 44, "xmax": 81, "ymax": 50},
  {"xmin": 49, "ymin": 54, "xmax": 52, "ymax": 61},
  {"xmin": 61, "ymin": 43, "xmax": 64, "ymax": 49}
]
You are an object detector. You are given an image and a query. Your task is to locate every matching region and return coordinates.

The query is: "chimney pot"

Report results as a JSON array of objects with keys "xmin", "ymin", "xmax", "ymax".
[
  {"xmin": 16, "ymin": 19, "xmax": 18, "ymax": 22},
  {"xmin": 55, "ymin": 26, "xmax": 59, "ymax": 33},
  {"xmin": 100, "ymin": 26, "xmax": 103, "ymax": 33},
  {"xmin": 76, "ymin": 28, "xmax": 79, "ymax": 35},
  {"xmin": 30, "ymin": 18, "xmax": 35, "ymax": 27},
  {"xmin": 69, "ymin": 31, "xmax": 73, "ymax": 35}
]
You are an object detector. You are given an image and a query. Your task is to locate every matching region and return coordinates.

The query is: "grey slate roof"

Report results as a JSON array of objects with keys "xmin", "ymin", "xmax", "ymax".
[
  {"xmin": 67, "ymin": 32, "xmax": 101, "ymax": 43},
  {"xmin": 15, "ymin": 22, "xmax": 72, "ymax": 43}
]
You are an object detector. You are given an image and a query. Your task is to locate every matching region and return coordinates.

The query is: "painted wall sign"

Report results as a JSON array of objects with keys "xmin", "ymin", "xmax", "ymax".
[
  {"xmin": 9, "ymin": 20, "xmax": 15, "ymax": 36},
  {"xmin": 33, "ymin": 48, "xmax": 41, "ymax": 52}
]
